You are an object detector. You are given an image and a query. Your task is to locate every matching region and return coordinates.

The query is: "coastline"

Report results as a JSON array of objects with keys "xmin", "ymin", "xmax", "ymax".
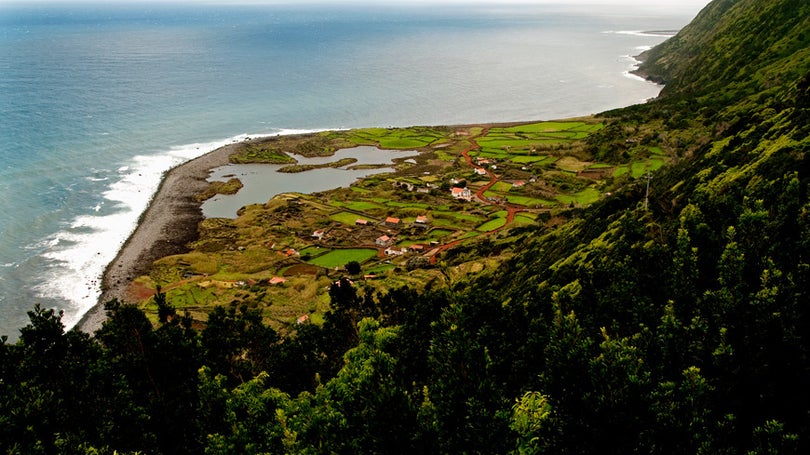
[{"xmin": 75, "ymin": 141, "xmax": 242, "ymax": 333}]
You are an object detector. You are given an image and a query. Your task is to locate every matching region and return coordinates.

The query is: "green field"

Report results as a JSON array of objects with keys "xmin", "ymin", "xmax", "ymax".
[
  {"xmin": 385, "ymin": 201, "xmax": 432, "ymax": 209},
  {"xmin": 613, "ymin": 157, "xmax": 666, "ymax": 178},
  {"xmin": 510, "ymin": 155, "xmax": 557, "ymax": 164},
  {"xmin": 433, "ymin": 211, "xmax": 486, "ymax": 225},
  {"xmin": 332, "ymin": 200, "xmax": 384, "ymax": 211},
  {"xmin": 330, "ymin": 211, "xmax": 366, "ymax": 225},
  {"xmin": 556, "ymin": 187, "xmax": 601, "ymax": 206},
  {"xmin": 505, "ymin": 195, "xmax": 555, "ymax": 207},
  {"xmin": 427, "ymin": 229, "xmax": 454, "ymax": 239},
  {"xmin": 308, "ymin": 248, "xmax": 378, "ymax": 268},
  {"xmin": 342, "ymin": 127, "xmax": 447, "ymax": 150},
  {"xmin": 476, "ymin": 217, "xmax": 508, "ymax": 232},
  {"xmin": 513, "ymin": 215, "xmax": 538, "ymax": 226},
  {"xmin": 488, "ymin": 181, "xmax": 514, "ymax": 193}
]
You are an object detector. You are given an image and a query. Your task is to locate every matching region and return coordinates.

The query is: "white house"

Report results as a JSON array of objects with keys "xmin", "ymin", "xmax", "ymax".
[{"xmin": 451, "ymin": 187, "xmax": 472, "ymax": 201}]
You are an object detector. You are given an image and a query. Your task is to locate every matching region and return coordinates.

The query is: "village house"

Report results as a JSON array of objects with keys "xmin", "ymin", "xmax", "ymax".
[
  {"xmin": 393, "ymin": 181, "xmax": 415, "ymax": 191},
  {"xmin": 277, "ymin": 248, "xmax": 299, "ymax": 258},
  {"xmin": 451, "ymin": 186, "xmax": 472, "ymax": 201},
  {"xmin": 414, "ymin": 215, "xmax": 429, "ymax": 225},
  {"xmin": 296, "ymin": 314, "xmax": 310, "ymax": 325},
  {"xmin": 512, "ymin": 180, "xmax": 526, "ymax": 188},
  {"xmin": 355, "ymin": 218, "xmax": 369, "ymax": 226},
  {"xmin": 474, "ymin": 167, "xmax": 488, "ymax": 176},
  {"xmin": 312, "ymin": 229, "xmax": 325, "ymax": 240},
  {"xmin": 376, "ymin": 235, "xmax": 393, "ymax": 247},
  {"xmin": 409, "ymin": 244, "xmax": 425, "ymax": 252},
  {"xmin": 269, "ymin": 276, "xmax": 287, "ymax": 285},
  {"xmin": 385, "ymin": 246, "xmax": 407, "ymax": 256},
  {"xmin": 384, "ymin": 216, "xmax": 402, "ymax": 227}
]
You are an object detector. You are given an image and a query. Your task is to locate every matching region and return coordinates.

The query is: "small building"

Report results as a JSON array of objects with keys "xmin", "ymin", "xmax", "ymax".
[
  {"xmin": 296, "ymin": 314, "xmax": 310, "ymax": 325},
  {"xmin": 394, "ymin": 181, "xmax": 415, "ymax": 192},
  {"xmin": 385, "ymin": 247, "xmax": 407, "ymax": 256},
  {"xmin": 312, "ymin": 229, "xmax": 325, "ymax": 240},
  {"xmin": 385, "ymin": 216, "xmax": 402, "ymax": 227},
  {"xmin": 281, "ymin": 248, "xmax": 299, "ymax": 257},
  {"xmin": 415, "ymin": 215, "xmax": 429, "ymax": 225},
  {"xmin": 355, "ymin": 219, "xmax": 369, "ymax": 226},
  {"xmin": 474, "ymin": 167, "xmax": 488, "ymax": 176},
  {"xmin": 376, "ymin": 235, "xmax": 393, "ymax": 247},
  {"xmin": 512, "ymin": 180, "xmax": 526, "ymax": 188},
  {"xmin": 269, "ymin": 276, "xmax": 287, "ymax": 285},
  {"xmin": 451, "ymin": 187, "xmax": 472, "ymax": 201},
  {"xmin": 409, "ymin": 244, "xmax": 425, "ymax": 252}
]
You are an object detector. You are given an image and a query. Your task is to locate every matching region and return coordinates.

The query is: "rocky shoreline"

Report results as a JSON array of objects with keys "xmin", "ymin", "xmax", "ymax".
[{"xmin": 75, "ymin": 142, "xmax": 242, "ymax": 334}]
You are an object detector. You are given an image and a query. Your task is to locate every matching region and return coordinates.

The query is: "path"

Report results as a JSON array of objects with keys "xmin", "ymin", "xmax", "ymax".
[{"xmin": 430, "ymin": 127, "xmax": 526, "ymax": 263}]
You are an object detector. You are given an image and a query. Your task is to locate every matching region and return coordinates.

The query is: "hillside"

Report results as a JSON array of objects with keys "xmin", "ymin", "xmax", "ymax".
[{"xmin": 2, "ymin": 0, "xmax": 809, "ymax": 453}]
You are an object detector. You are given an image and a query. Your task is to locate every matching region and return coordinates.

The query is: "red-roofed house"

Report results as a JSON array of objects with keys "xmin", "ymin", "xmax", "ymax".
[
  {"xmin": 376, "ymin": 235, "xmax": 393, "ymax": 247},
  {"xmin": 451, "ymin": 187, "xmax": 472, "ymax": 201},
  {"xmin": 385, "ymin": 216, "xmax": 402, "ymax": 227}
]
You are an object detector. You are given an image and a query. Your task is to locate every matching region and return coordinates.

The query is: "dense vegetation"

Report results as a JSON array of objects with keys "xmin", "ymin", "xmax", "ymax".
[{"xmin": 3, "ymin": 0, "xmax": 810, "ymax": 453}]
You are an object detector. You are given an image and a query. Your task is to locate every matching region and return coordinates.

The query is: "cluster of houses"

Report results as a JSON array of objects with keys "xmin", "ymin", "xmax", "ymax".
[{"xmin": 392, "ymin": 181, "xmax": 434, "ymax": 194}]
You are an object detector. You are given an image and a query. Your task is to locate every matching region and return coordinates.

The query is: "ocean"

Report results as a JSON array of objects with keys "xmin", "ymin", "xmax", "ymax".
[{"xmin": 0, "ymin": 1, "xmax": 702, "ymax": 337}]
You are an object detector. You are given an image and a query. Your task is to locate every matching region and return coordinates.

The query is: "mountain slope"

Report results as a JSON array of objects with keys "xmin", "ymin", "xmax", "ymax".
[{"xmin": 639, "ymin": 0, "xmax": 810, "ymax": 103}]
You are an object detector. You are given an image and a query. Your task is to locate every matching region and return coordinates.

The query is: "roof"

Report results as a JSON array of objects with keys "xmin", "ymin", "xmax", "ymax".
[{"xmin": 385, "ymin": 216, "xmax": 401, "ymax": 224}]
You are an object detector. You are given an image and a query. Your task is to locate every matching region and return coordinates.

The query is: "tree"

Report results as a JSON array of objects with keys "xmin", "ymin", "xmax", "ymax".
[
  {"xmin": 345, "ymin": 260, "xmax": 362, "ymax": 276},
  {"xmin": 510, "ymin": 391, "xmax": 554, "ymax": 455}
]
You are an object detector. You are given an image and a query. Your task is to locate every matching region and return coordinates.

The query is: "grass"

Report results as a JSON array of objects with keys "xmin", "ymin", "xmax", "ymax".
[
  {"xmin": 341, "ymin": 127, "xmax": 448, "ymax": 150},
  {"xmin": 385, "ymin": 201, "xmax": 432, "ymax": 209},
  {"xmin": 489, "ymin": 181, "xmax": 514, "ymax": 193},
  {"xmin": 510, "ymin": 155, "xmax": 557, "ymax": 164},
  {"xmin": 428, "ymin": 229, "xmax": 454, "ymax": 239},
  {"xmin": 308, "ymin": 248, "xmax": 378, "ymax": 268},
  {"xmin": 631, "ymin": 162, "xmax": 649, "ymax": 178},
  {"xmin": 505, "ymin": 195, "xmax": 555, "ymax": 207},
  {"xmin": 514, "ymin": 214, "xmax": 538, "ymax": 225},
  {"xmin": 330, "ymin": 211, "xmax": 366, "ymax": 225},
  {"xmin": 433, "ymin": 211, "xmax": 487, "ymax": 225},
  {"xmin": 477, "ymin": 217, "xmax": 508, "ymax": 232},
  {"xmin": 334, "ymin": 200, "xmax": 385, "ymax": 212},
  {"xmin": 556, "ymin": 187, "xmax": 601, "ymax": 206}
]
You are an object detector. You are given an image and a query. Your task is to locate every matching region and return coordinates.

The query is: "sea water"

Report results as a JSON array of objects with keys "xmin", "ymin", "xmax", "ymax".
[{"xmin": 0, "ymin": 1, "xmax": 703, "ymax": 336}]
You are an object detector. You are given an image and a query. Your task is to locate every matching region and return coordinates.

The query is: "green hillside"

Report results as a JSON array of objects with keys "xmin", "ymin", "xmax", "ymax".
[{"xmin": 2, "ymin": 0, "xmax": 810, "ymax": 453}]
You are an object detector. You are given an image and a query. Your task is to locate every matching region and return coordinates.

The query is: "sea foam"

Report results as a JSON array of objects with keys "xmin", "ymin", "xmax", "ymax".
[{"xmin": 36, "ymin": 129, "xmax": 318, "ymax": 329}]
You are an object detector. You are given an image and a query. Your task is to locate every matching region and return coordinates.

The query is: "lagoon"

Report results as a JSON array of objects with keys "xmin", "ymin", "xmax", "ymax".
[{"xmin": 202, "ymin": 146, "xmax": 418, "ymax": 218}]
